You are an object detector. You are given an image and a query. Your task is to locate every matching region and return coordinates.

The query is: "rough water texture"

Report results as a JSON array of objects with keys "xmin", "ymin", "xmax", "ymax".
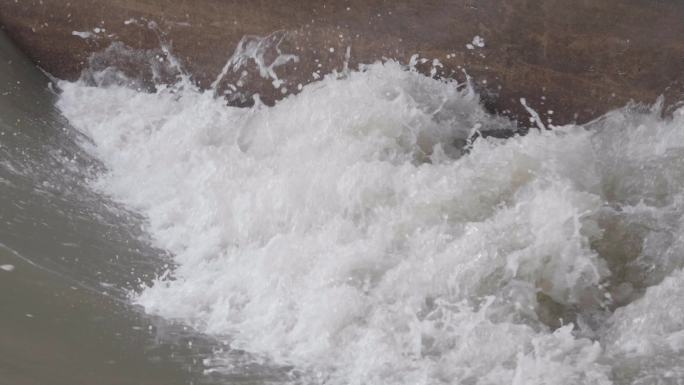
[{"xmin": 56, "ymin": 55, "xmax": 684, "ymax": 384}]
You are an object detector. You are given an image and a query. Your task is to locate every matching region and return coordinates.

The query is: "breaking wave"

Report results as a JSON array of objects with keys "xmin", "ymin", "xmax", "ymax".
[{"xmin": 56, "ymin": 52, "xmax": 684, "ymax": 384}]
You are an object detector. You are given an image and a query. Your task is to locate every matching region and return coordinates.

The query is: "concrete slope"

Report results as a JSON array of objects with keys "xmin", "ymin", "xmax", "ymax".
[{"xmin": 1, "ymin": 0, "xmax": 682, "ymax": 125}]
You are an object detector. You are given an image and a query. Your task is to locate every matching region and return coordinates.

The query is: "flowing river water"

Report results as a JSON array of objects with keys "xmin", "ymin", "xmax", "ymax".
[{"xmin": 2, "ymin": 29, "xmax": 684, "ymax": 385}]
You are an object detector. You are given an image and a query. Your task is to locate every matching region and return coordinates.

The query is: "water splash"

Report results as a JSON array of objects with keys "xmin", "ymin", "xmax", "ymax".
[
  {"xmin": 56, "ymin": 49, "xmax": 684, "ymax": 385},
  {"xmin": 211, "ymin": 30, "xmax": 299, "ymax": 93}
]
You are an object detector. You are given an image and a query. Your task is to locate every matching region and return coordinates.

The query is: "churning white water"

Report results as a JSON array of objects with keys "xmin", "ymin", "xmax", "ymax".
[{"xmin": 56, "ymin": 58, "xmax": 684, "ymax": 384}]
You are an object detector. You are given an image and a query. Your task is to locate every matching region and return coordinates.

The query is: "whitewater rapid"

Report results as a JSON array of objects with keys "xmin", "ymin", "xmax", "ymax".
[{"xmin": 56, "ymin": 60, "xmax": 684, "ymax": 384}]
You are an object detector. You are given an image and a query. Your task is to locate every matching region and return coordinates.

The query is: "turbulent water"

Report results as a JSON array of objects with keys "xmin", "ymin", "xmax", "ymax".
[{"xmin": 53, "ymin": 50, "xmax": 684, "ymax": 384}]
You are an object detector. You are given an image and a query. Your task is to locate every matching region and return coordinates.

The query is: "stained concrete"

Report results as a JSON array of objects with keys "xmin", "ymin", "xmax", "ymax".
[{"xmin": 1, "ymin": 0, "xmax": 682, "ymax": 125}]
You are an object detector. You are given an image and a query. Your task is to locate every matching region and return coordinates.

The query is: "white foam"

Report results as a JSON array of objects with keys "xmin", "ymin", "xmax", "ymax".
[
  {"xmin": 472, "ymin": 35, "xmax": 486, "ymax": 48},
  {"xmin": 57, "ymin": 60, "xmax": 684, "ymax": 384},
  {"xmin": 0, "ymin": 264, "xmax": 15, "ymax": 272},
  {"xmin": 71, "ymin": 31, "xmax": 96, "ymax": 40}
]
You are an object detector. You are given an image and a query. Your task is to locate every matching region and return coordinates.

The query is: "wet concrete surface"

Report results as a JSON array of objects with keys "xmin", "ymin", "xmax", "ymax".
[{"xmin": 0, "ymin": 0, "xmax": 682, "ymax": 125}]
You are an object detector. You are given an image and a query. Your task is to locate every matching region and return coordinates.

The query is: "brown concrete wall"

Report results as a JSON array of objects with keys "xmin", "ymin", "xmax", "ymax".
[{"xmin": 1, "ymin": 0, "xmax": 682, "ymax": 125}]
